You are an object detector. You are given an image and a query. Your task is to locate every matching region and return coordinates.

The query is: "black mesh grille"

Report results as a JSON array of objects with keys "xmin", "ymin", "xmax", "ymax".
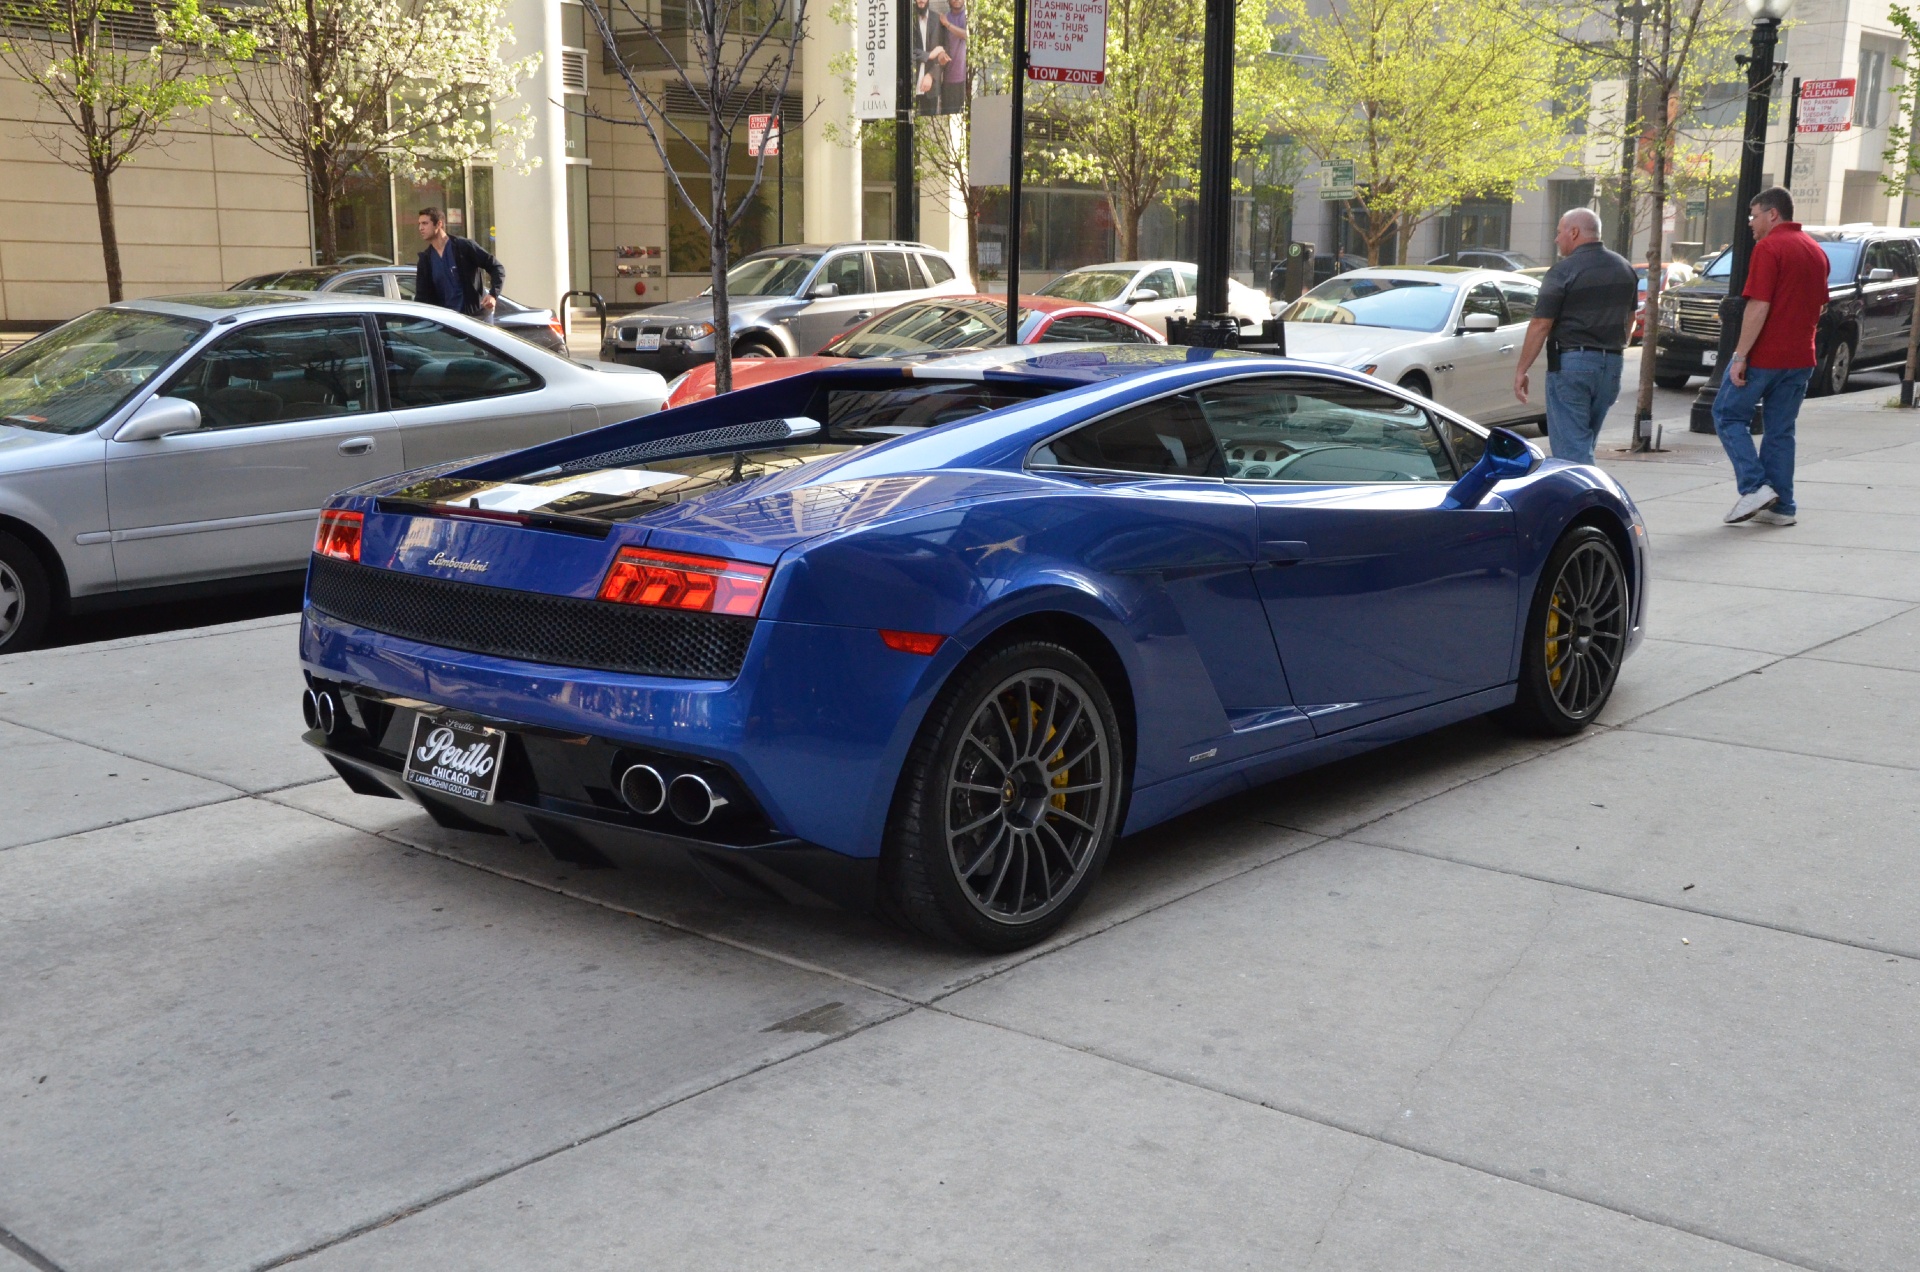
[{"xmin": 308, "ymin": 557, "xmax": 754, "ymax": 680}]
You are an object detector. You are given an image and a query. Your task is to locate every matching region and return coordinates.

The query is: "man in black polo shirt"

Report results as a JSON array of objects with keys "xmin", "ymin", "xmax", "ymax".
[{"xmin": 1512, "ymin": 208, "xmax": 1639, "ymax": 463}]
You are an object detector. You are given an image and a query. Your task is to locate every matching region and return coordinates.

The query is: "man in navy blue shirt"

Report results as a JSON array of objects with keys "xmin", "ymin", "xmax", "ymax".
[{"xmin": 413, "ymin": 207, "xmax": 504, "ymax": 318}]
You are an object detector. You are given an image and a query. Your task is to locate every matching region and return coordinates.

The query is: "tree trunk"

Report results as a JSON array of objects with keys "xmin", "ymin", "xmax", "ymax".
[
  {"xmin": 1117, "ymin": 194, "xmax": 1142, "ymax": 263},
  {"xmin": 710, "ymin": 116, "xmax": 733, "ymax": 396},
  {"xmin": 89, "ymin": 158, "xmax": 123, "ymax": 303},
  {"xmin": 1633, "ymin": 92, "xmax": 1673, "ymax": 442},
  {"xmin": 311, "ymin": 160, "xmax": 340, "ymax": 265}
]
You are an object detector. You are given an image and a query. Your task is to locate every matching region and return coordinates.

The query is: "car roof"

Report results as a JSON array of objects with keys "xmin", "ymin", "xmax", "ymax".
[
  {"xmin": 1331, "ymin": 265, "xmax": 1514, "ymax": 280},
  {"xmin": 113, "ymin": 292, "xmax": 446, "ymax": 320},
  {"xmin": 853, "ymin": 342, "xmax": 1256, "ymax": 384},
  {"xmin": 742, "ymin": 241, "xmax": 949, "ymax": 257}
]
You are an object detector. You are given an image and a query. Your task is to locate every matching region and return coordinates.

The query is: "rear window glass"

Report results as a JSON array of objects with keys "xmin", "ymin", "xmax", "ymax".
[{"xmin": 825, "ymin": 383, "xmax": 1051, "ymax": 437}]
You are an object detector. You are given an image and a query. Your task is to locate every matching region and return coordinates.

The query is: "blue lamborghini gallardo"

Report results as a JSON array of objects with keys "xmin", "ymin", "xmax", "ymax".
[{"xmin": 299, "ymin": 344, "xmax": 1647, "ymax": 950}]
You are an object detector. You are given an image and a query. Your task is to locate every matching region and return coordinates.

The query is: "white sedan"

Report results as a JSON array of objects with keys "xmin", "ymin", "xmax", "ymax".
[
  {"xmin": 1277, "ymin": 266, "xmax": 1547, "ymax": 427},
  {"xmin": 1035, "ymin": 261, "xmax": 1273, "ymax": 335}
]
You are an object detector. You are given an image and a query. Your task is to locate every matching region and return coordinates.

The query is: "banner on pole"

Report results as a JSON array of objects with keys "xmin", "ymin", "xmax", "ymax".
[
  {"xmin": 856, "ymin": 0, "xmax": 896, "ymax": 121},
  {"xmin": 748, "ymin": 114, "xmax": 781, "ymax": 156},
  {"xmin": 969, "ymin": 94, "xmax": 1011, "ymax": 185},
  {"xmin": 1026, "ymin": 0, "xmax": 1106, "ymax": 84},
  {"xmin": 1797, "ymin": 78, "xmax": 1855, "ymax": 133}
]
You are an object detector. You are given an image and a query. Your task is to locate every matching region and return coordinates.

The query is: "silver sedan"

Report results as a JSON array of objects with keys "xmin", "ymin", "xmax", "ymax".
[{"xmin": 0, "ymin": 292, "xmax": 667, "ymax": 652}]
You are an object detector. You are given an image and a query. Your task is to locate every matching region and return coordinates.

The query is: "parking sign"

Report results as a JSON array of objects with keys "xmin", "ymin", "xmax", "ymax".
[{"xmin": 1027, "ymin": 0, "xmax": 1107, "ymax": 84}]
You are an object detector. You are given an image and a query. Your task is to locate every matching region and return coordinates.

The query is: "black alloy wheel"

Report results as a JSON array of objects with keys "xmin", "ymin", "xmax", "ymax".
[
  {"xmin": 884, "ymin": 641, "xmax": 1124, "ymax": 951},
  {"xmin": 1505, "ymin": 526, "xmax": 1628, "ymax": 735},
  {"xmin": 1813, "ymin": 336, "xmax": 1854, "ymax": 397},
  {"xmin": 0, "ymin": 530, "xmax": 51, "ymax": 655}
]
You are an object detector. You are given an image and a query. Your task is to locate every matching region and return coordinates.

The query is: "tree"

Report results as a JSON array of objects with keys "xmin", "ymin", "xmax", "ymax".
[
  {"xmin": 1042, "ymin": 0, "xmax": 1272, "ymax": 259},
  {"xmin": 218, "ymin": 0, "xmax": 537, "ymax": 265},
  {"xmin": 581, "ymin": 0, "xmax": 807, "ymax": 394},
  {"xmin": 1881, "ymin": 2, "xmax": 1920, "ymax": 402},
  {"xmin": 1267, "ymin": 0, "xmax": 1575, "ymax": 265},
  {"xmin": 0, "ymin": 0, "xmax": 232, "ymax": 300}
]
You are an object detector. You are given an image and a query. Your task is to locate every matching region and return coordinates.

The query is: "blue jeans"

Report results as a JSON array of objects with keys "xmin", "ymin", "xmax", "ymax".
[
  {"xmin": 1711, "ymin": 364, "xmax": 1810, "ymax": 515},
  {"xmin": 1545, "ymin": 349, "xmax": 1623, "ymax": 464}
]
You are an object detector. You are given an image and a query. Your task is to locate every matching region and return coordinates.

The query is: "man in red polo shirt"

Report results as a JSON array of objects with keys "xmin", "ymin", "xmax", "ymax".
[{"xmin": 1713, "ymin": 186, "xmax": 1828, "ymax": 525}]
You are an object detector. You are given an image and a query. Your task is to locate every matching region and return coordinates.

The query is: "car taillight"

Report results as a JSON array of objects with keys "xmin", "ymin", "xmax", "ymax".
[
  {"xmin": 313, "ymin": 509, "xmax": 363, "ymax": 562},
  {"xmin": 598, "ymin": 547, "xmax": 770, "ymax": 616}
]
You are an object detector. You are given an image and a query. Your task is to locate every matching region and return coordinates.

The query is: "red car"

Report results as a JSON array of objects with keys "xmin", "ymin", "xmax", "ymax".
[{"xmin": 663, "ymin": 293, "xmax": 1162, "ymax": 406}]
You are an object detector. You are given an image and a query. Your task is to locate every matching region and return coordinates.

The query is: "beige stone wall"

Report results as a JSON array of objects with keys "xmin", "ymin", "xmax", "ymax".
[
  {"xmin": 0, "ymin": 72, "xmax": 310, "ymax": 323},
  {"xmin": 583, "ymin": 81, "xmax": 679, "ymax": 306}
]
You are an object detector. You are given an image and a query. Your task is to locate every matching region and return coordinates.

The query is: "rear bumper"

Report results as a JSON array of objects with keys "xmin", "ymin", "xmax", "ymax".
[{"xmin": 307, "ymin": 726, "xmax": 877, "ymax": 911}]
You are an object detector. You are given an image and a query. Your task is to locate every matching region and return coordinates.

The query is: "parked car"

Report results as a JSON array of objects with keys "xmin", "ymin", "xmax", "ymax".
[
  {"xmin": 231, "ymin": 265, "xmax": 570, "ymax": 355},
  {"xmin": 1630, "ymin": 261, "xmax": 1696, "ymax": 345},
  {"xmin": 1653, "ymin": 226, "xmax": 1920, "ymax": 394},
  {"xmin": 600, "ymin": 241, "xmax": 973, "ymax": 375},
  {"xmin": 1276, "ymin": 266, "xmax": 1545, "ymax": 427},
  {"xmin": 1036, "ymin": 261, "xmax": 1273, "ymax": 334},
  {"xmin": 660, "ymin": 294, "xmax": 1163, "ymax": 406},
  {"xmin": 0, "ymin": 293, "xmax": 666, "ymax": 653},
  {"xmin": 298, "ymin": 343, "xmax": 1645, "ymax": 950},
  {"xmin": 1427, "ymin": 249, "xmax": 1544, "ymax": 272}
]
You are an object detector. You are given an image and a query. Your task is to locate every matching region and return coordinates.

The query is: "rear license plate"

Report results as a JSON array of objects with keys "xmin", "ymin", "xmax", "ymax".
[
  {"xmin": 1702, "ymin": 349, "xmax": 1718, "ymax": 366},
  {"xmin": 402, "ymin": 714, "xmax": 505, "ymax": 805},
  {"xmin": 636, "ymin": 333, "xmax": 661, "ymax": 351}
]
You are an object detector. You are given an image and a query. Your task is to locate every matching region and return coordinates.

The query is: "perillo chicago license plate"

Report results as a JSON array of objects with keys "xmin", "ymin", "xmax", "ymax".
[{"xmin": 402, "ymin": 714, "xmax": 506, "ymax": 805}]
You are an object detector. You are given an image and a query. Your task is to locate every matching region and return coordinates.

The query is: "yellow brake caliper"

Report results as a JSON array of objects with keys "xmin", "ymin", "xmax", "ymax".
[
  {"xmin": 1546, "ymin": 587, "xmax": 1566, "ymax": 690},
  {"xmin": 1026, "ymin": 701, "xmax": 1071, "ymax": 809}
]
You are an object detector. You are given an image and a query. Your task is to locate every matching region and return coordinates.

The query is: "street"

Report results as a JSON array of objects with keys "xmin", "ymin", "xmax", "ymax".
[{"xmin": 3, "ymin": 372, "xmax": 1918, "ymax": 1270}]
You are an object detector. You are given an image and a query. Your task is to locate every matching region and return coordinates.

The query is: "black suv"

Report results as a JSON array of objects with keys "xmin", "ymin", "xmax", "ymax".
[{"xmin": 1652, "ymin": 226, "xmax": 1920, "ymax": 396}]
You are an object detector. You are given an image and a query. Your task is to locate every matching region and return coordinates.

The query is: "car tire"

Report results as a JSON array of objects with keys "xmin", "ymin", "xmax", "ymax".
[
  {"xmin": 1812, "ymin": 335, "xmax": 1854, "ymax": 397},
  {"xmin": 734, "ymin": 337, "xmax": 781, "ymax": 359},
  {"xmin": 883, "ymin": 640, "xmax": 1126, "ymax": 952},
  {"xmin": 1653, "ymin": 371, "xmax": 1692, "ymax": 390},
  {"xmin": 1397, "ymin": 371, "xmax": 1432, "ymax": 399},
  {"xmin": 1502, "ymin": 525, "xmax": 1628, "ymax": 737},
  {"xmin": 0, "ymin": 530, "xmax": 53, "ymax": 656}
]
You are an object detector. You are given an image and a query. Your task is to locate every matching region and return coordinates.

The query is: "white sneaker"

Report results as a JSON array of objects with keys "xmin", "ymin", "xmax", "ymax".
[
  {"xmin": 1724, "ymin": 485, "xmax": 1780, "ymax": 523},
  {"xmin": 1752, "ymin": 507, "xmax": 1796, "ymax": 525}
]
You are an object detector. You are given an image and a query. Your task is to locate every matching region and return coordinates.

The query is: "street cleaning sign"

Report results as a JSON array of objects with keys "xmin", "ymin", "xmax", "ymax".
[
  {"xmin": 1027, "ymin": 0, "xmax": 1107, "ymax": 83},
  {"xmin": 748, "ymin": 114, "xmax": 781, "ymax": 156},
  {"xmin": 855, "ymin": 0, "xmax": 895, "ymax": 120},
  {"xmin": 1319, "ymin": 159, "xmax": 1356, "ymax": 200},
  {"xmin": 1797, "ymin": 79, "xmax": 1856, "ymax": 133}
]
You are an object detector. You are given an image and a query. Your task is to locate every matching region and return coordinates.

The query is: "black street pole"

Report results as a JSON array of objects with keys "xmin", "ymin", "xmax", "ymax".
[
  {"xmin": 1783, "ymin": 75, "xmax": 1801, "ymax": 194},
  {"xmin": 1689, "ymin": 17, "xmax": 1782, "ymax": 432},
  {"xmin": 1189, "ymin": 0, "xmax": 1238, "ymax": 347},
  {"xmin": 1006, "ymin": 0, "xmax": 1026, "ymax": 342},
  {"xmin": 895, "ymin": 0, "xmax": 916, "ymax": 241}
]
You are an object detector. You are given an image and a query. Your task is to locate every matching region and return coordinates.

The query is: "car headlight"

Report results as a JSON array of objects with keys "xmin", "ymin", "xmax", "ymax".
[
  {"xmin": 1356, "ymin": 362, "xmax": 1379, "ymax": 376},
  {"xmin": 667, "ymin": 322, "xmax": 715, "ymax": 342},
  {"xmin": 1658, "ymin": 292, "xmax": 1679, "ymax": 317}
]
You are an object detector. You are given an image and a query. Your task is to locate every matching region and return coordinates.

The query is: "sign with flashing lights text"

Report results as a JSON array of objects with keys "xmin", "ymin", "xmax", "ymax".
[{"xmin": 1027, "ymin": 0, "xmax": 1107, "ymax": 84}]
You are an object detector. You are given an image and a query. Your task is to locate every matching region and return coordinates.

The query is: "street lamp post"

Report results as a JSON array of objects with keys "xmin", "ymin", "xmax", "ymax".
[
  {"xmin": 1616, "ymin": 2, "xmax": 1650, "ymax": 258},
  {"xmin": 1688, "ymin": 0, "xmax": 1794, "ymax": 432},
  {"xmin": 1188, "ymin": 0, "xmax": 1241, "ymax": 348}
]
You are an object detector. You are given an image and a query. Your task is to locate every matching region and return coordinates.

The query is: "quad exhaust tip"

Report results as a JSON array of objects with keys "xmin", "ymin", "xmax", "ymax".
[
  {"xmin": 667, "ymin": 773, "xmax": 729, "ymax": 826},
  {"xmin": 302, "ymin": 688, "xmax": 338, "ymax": 735},
  {"xmin": 618, "ymin": 764, "xmax": 667, "ymax": 816}
]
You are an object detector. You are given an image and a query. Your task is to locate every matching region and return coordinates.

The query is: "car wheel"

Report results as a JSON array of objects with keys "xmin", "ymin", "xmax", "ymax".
[
  {"xmin": 734, "ymin": 337, "xmax": 781, "ymax": 359},
  {"xmin": 1503, "ymin": 526, "xmax": 1628, "ymax": 736},
  {"xmin": 1811, "ymin": 335, "xmax": 1853, "ymax": 397},
  {"xmin": 1397, "ymin": 371, "xmax": 1432, "ymax": 399},
  {"xmin": 0, "ymin": 530, "xmax": 53, "ymax": 655},
  {"xmin": 884, "ymin": 640, "xmax": 1125, "ymax": 952},
  {"xmin": 1654, "ymin": 371, "xmax": 1691, "ymax": 390}
]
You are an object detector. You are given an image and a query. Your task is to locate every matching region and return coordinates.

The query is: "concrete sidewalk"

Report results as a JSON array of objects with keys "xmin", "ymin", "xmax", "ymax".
[{"xmin": 3, "ymin": 386, "xmax": 1918, "ymax": 1272}]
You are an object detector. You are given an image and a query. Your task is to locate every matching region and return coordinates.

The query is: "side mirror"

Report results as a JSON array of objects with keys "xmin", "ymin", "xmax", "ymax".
[
  {"xmin": 114, "ymin": 395, "xmax": 202, "ymax": 442},
  {"xmin": 808, "ymin": 282, "xmax": 840, "ymax": 299},
  {"xmin": 1458, "ymin": 312, "xmax": 1501, "ymax": 334},
  {"xmin": 1442, "ymin": 426, "xmax": 1539, "ymax": 509},
  {"xmin": 1129, "ymin": 288, "xmax": 1160, "ymax": 303},
  {"xmin": 1868, "ymin": 267, "xmax": 1896, "ymax": 283}
]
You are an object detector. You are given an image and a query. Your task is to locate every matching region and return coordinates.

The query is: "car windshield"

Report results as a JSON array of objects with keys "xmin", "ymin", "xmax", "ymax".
[
  {"xmin": 232, "ymin": 269, "xmax": 335, "ymax": 291},
  {"xmin": 727, "ymin": 254, "xmax": 820, "ymax": 297},
  {"xmin": 1701, "ymin": 241, "xmax": 1860, "ymax": 286},
  {"xmin": 828, "ymin": 300, "xmax": 1026, "ymax": 357},
  {"xmin": 0, "ymin": 309, "xmax": 207, "ymax": 435},
  {"xmin": 1037, "ymin": 270, "xmax": 1136, "ymax": 303},
  {"xmin": 1280, "ymin": 277, "xmax": 1457, "ymax": 332}
]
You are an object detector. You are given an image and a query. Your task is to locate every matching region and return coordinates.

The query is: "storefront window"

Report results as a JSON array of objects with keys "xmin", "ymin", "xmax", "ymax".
[
  {"xmin": 668, "ymin": 116, "xmax": 791, "ymax": 273},
  {"xmin": 396, "ymin": 167, "xmax": 468, "ymax": 243},
  {"xmin": 328, "ymin": 167, "xmax": 396, "ymax": 264}
]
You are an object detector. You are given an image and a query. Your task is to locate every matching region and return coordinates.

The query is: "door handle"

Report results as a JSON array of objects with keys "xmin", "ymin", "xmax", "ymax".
[
  {"xmin": 1499, "ymin": 344, "xmax": 1516, "ymax": 353},
  {"xmin": 1260, "ymin": 539, "xmax": 1311, "ymax": 564},
  {"xmin": 338, "ymin": 437, "xmax": 376, "ymax": 455},
  {"xmin": 848, "ymin": 311, "xmax": 873, "ymax": 323}
]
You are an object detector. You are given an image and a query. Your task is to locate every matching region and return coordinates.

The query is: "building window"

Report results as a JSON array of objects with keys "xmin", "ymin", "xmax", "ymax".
[
  {"xmin": 1857, "ymin": 41, "xmax": 1894, "ymax": 129},
  {"xmin": 668, "ymin": 118, "xmax": 787, "ymax": 273}
]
